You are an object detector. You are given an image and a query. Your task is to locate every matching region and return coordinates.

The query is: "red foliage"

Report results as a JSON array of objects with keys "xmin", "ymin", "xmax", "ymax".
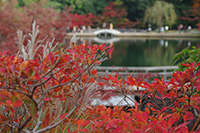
[
  {"xmin": 0, "ymin": 33, "xmax": 200, "ymax": 132},
  {"xmin": 181, "ymin": 0, "xmax": 200, "ymax": 30},
  {"xmin": 65, "ymin": 2, "xmax": 137, "ymax": 29},
  {"xmin": 23, "ymin": 3, "xmax": 69, "ymax": 42},
  {"xmin": 68, "ymin": 13, "xmax": 97, "ymax": 29},
  {"xmin": 103, "ymin": 2, "xmax": 127, "ymax": 18},
  {"xmin": 0, "ymin": 37, "xmax": 112, "ymax": 132},
  {"xmin": 73, "ymin": 62, "xmax": 200, "ymax": 132},
  {"xmin": 0, "ymin": 1, "xmax": 70, "ymax": 55},
  {"xmin": 95, "ymin": 2, "xmax": 137, "ymax": 28},
  {"xmin": 0, "ymin": 1, "xmax": 26, "ymax": 54}
]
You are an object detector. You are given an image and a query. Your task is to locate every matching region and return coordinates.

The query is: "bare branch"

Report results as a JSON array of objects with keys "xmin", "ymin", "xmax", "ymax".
[
  {"xmin": 33, "ymin": 104, "xmax": 43, "ymax": 132},
  {"xmin": 17, "ymin": 116, "xmax": 32, "ymax": 133},
  {"xmin": 34, "ymin": 106, "xmax": 77, "ymax": 133}
]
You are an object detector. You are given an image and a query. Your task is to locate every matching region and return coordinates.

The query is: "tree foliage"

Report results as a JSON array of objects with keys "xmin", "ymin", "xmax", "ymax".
[
  {"xmin": 0, "ymin": 0, "xmax": 70, "ymax": 54},
  {"xmin": 174, "ymin": 46, "xmax": 200, "ymax": 71},
  {"xmin": 0, "ymin": 22, "xmax": 113, "ymax": 132},
  {"xmin": 94, "ymin": 2, "xmax": 137, "ymax": 28},
  {"xmin": 181, "ymin": 0, "xmax": 200, "ymax": 29},
  {"xmin": 17, "ymin": 0, "xmax": 41, "ymax": 7},
  {"xmin": 0, "ymin": 0, "xmax": 27, "ymax": 54},
  {"xmin": 123, "ymin": 0, "xmax": 155, "ymax": 22},
  {"xmin": 48, "ymin": 0, "xmax": 113, "ymax": 15},
  {"xmin": 144, "ymin": 1, "xmax": 177, "ymax": 28},
  {"xmin": 13, "ymin": 0, "xmax": 197, "ymax": 30}
]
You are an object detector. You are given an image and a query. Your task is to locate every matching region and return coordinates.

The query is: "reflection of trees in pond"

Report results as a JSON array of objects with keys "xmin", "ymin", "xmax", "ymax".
[
  {"xmin": 102, "ymin": 40, "xmax": 130, "ymax": 66},
  {"xmin": 98, "ymin": 39, "xmax": 199, "ymax": 66},
  {"xmin": 124, "ymin": 40, "xmax": 145, "ymax": 66},
  {"xmin": 144, "ymin": 40, "xmax": 176, "ymax": 66}
]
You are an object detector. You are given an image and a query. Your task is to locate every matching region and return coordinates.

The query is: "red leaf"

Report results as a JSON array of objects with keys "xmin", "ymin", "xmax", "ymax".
[
  {"xmin": 60, "ymin": 112, "xmax": 68, "ymax": 120},
  {"xmin": 196, "ymin": 61, "xmax": 200, "ymax": 67},
  {"xmin": 19, "ymin": 61, "xmax": 29, "ymax": 72},
  {"xmin": 89, "ymin": 77, "xmax": 95, "ymax": 83},
  {"xmin": 183, "ymin": 112, "xmax": 194, "ymax": 121},
  {"xmin": 161, "ymin": 107, "xmax": 168, "ymax": 112},
  {"xmin": 98, "ymin": 82, "xmax": 104, "ymax": 86},
  {"xmin": 112, "ymin": 126, "xmax": 123, "ymax": 132},
  {"xmin": 59, "ymin": 98, "xmax": 66, "ymax": 101},
  {"xmin": 105, "ymin": 119, "xmax": 121, "ymax": 130},
  {"xmin": 168, "ymin": 117, "xmax": 176, "ymax": 128},
  {"xmin": 94, "ymin": 120, "xmax": 105, "ymax": 128},
  {"xmin": 127, "ymin": 76, "xmax": 136, "ymax": 85},
  {"xmin": 103, "ymin": 77, "xmax": 108, "ymax": 80},
  {"xmin": 79, "ymin": 128, "xmax": 88, "ymax": 133},
  {"xmin": 80, "ymin": 120, "xmax": 90, "ymax": 128},
  {"xmin": 44, "ymin": 98, "xmax": 51, "ymax": 101},
  {"xmin": 82, "ymin": 74, "xmax": 88, "ymax": 83},
  {"xmin": 108, "ymin": 47, "xmax": 114, "ymax": 59},
  {"xmin": 91, "ymin": 69, "xmax": 97, "ymax": 75},
  {"xmin": 6, "ymin": 100, "xmax": 13, "ymax": 106},
  {"xmin": 109, "ymin": 76, "xmax": 119, "ymax": 83},
  {"xmin": 14, "ymin": 100, "xmax": 23, "ymax": 107}
]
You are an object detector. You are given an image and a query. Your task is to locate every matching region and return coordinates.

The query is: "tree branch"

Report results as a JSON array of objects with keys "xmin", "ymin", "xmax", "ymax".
[
  {"xmin": 17, "ymin": 116, "xmax": 32, "ymax": 133},
  {"xmin": 34, "ymin": 106, "xmax": 77, "ymax": 133}
]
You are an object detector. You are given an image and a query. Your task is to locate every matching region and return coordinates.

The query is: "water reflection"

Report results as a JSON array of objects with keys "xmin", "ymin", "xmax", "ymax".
[
  {"xmin": 65, "ymin": 37, "xmax": 200, "ymax": 66},
  {"xmin": 93, "ymin": 37, "xmax": 120, "ymax": 44}
]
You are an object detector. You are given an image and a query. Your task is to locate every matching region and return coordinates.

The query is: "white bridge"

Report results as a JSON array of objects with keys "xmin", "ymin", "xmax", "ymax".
[{"xmin": 93, "ymin": 29, "xmax": 121, "ymax": 37}]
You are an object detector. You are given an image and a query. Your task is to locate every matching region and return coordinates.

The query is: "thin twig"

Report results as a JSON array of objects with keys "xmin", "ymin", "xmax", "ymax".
[{"xmin": 34, "ymin": 106, "xmax": 77, "ymax": 133}]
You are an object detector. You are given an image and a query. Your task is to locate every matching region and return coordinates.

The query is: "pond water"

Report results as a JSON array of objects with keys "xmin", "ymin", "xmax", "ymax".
[{"xmin": 67, "ymin": 37, "xmax": 200, "ymax": 67}]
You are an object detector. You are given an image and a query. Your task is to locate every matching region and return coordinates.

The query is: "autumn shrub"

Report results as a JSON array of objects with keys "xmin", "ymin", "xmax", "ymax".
[
  {"xmin": 70, "ymin": 61, "xmax": 200, "ymax": 132},
  {"xmin": 0, "ymin": 22, "xmax": 113, "ymax": 132},
  {"xmin": 63, "ymin": 46, "xmax": 200, "ymax": 132}
]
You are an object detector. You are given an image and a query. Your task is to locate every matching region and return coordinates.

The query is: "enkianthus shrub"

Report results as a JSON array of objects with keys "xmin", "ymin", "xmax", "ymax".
[
  {"xmin": 66, "ymin": 62, "xmax": 200, "ymax": 132},
  {"xmin": 0, "ymin": 22, "xmax": 113, "ymax": 132},
  {"xmin": 62, "ymin": 49, "xmax": 200, "ymax": 132}
]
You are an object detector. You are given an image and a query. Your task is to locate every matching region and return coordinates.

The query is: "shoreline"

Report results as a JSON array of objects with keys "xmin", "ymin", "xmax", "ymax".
[{"xmin": 67, "ymin": 32, "xmax": 200, "ymax": 39}]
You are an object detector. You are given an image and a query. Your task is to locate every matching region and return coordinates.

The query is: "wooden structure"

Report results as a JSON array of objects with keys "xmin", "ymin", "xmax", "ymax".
[{"xmin": 96, "ymin": 66, "xmax": 178, "ymax": 81}]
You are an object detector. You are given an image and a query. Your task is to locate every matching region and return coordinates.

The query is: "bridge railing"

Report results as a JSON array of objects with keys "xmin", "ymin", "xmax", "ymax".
[{"xmin": 96, "ymin": 66, "xmax": 178, "ymax": 81}]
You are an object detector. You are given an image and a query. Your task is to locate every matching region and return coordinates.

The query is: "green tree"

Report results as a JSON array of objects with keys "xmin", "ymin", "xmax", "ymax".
[
  {"xmin": 17, "ymin": 0, "xmax": 41, "ymax": 7},
  {"xmin": 123, "ymin": 0, "xmax": 155, "ymax": 22},
  {"xmin": 0, "ymin": 0, "xmax": 3, "ymax": 5},
  {"xmin": 49, "ymin": 0, "xmax": 113, "ymax": 15},
  {"xmin": 165, "ymin": 0, "xmax": 193, "ymax": 28},
  {"xmin": 144, "ymin": 1, "xmax": 177, "ymax": 29},
  {"xmin": 69, "ymin": 0, "xmax": 96, "ymax": 14}
]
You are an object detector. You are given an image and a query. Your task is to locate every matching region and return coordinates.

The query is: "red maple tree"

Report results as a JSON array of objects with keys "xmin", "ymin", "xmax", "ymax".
[{"xmin": 181, "ymin": 0, "xmax": 200, "ymax": 30}]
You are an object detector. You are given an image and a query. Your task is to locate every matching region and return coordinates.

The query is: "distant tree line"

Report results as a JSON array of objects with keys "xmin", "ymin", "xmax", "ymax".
[{"xmin": 1, "ymin": 0, "xmax": 199, "ymax": 31}]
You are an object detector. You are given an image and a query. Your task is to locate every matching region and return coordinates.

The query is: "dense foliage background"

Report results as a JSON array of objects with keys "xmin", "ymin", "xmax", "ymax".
[
  {"xmin": 14, "ymin": 0, "xmax": 199, "ymax": 28},
  {"xmin": 1, "ymin": 0, "xmax": 200, "ymax": 29},
  {"xmin": 0, "ymin": 0, "xmax": 199, "ymax": 54}
]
